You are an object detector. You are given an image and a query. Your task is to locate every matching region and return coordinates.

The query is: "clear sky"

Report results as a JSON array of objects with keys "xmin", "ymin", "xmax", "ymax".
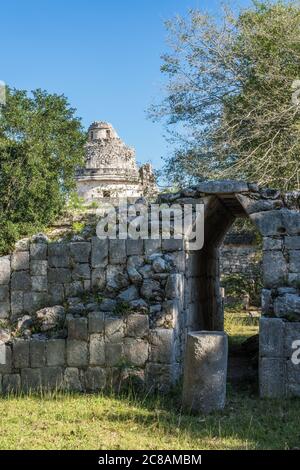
[{"xmin": 0, "ymin": 0, "xmax": 251, "ymax": 171}]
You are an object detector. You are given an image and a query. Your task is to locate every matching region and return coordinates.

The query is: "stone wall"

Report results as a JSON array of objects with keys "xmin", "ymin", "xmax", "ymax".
[
  {"xmin": 0, "ymin": 236, "xmax": 184, "ymax": 394},
  {"xmin": 220, "ymin": 232, "xmax": 260, "ymax": 277},
  {"xmin": 259, "ymin": 318, "xmax": 300, "ymax": 397},
  {"xmin": 1, "ymin": 180, "xmax": 300, "ymax": 398}
]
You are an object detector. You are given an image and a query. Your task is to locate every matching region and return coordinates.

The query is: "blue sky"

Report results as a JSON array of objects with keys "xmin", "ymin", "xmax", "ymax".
[{"xmin": 0, "ymin": 0, "xmax": 251, "ymax": 172}]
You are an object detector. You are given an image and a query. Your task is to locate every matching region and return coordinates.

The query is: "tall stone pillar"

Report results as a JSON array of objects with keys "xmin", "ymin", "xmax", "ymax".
[{"xmin": 182, "ymin": 331, "xmax": 228, "ymax": 413}]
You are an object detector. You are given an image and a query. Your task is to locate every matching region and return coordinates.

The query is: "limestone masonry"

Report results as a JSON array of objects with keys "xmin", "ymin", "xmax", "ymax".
[
  {"xmin": 76, "ymin": 121, "xmax": 157, "ymax": 201},
  {"xmin": 0, "ymin": 180, "xmax": 300, "ymax": 397}
]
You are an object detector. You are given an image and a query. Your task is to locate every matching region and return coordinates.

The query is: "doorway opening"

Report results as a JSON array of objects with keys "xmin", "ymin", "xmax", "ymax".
[{"xmin": 187, "ymin": 194, "xmax": 262, "ymax": 391}]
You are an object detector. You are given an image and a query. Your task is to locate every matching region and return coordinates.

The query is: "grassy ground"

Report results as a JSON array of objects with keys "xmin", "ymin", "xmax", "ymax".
[
  {"xmin": 0, "ymin": 309, "xmax": 299, "ymax": 450},
  {"xmin": 224, "ymin": 308, "xmax": 260, "ymax": 347},
  {"xmin": 0, "ymin": 389, "xmax": 300, "ymax": 450}
]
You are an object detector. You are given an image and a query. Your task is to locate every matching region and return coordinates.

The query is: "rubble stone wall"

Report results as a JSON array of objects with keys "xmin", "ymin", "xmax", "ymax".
[
  {"xmin": 0, "ymin": 237, "xmax": 184, "ymax": 394},
  {"xmin": 1, "ymin": 180, "xmax": 300, "ymax": 397}
]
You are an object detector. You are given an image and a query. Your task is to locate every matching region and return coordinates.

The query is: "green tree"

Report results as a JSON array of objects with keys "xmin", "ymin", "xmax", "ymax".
[
  {"xmin": 150, "ymin": 1, "xmax": 300, "ymax": 189},
  {"xmin": 0, "ymin": 87, "xmax": 85, "ymax": 254}
]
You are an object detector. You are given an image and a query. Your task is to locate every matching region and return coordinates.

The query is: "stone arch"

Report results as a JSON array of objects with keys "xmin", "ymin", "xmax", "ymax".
[{"xmin": 159, "ymin": 180, "xmax": 300, "ymax": 397}]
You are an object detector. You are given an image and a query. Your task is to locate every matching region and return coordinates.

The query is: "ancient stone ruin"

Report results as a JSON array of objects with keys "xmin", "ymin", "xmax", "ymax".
[
  {"xmin": 76, "ymin": 122, "xmax": 157, "ymax": 201},
  {"xmin": 0, "ymin": 180, "xmax": 299, "ymax": 398}
]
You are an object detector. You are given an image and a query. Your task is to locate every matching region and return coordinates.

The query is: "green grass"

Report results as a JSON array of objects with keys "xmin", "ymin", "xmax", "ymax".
[
  {"xmin": 224, "ymin": 308, "xmax": 260, "ymax": 347},
  {"xmin": 0, "ymin": 389, "xmax": 299, "ymax": 450},
  {"xmin": 0, "ymin": 309, "xmax": 298, "ymax": 450}
]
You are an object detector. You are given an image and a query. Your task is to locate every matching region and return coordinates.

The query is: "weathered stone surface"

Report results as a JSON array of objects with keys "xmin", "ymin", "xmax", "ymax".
[
  {"xmin": 84, "ymin": 367, "xmax": 106, "ymax": 391},
  {"xmin": 91, "ymin": 237, "xmax": 108, "ymax": 267},
  {"xmin": 273, "ymin": 294, "xmax": 300, "ymax": 320},
  {"xmin": 150, "ymin": 329, "xmax": 174, "ymax": 364},
  {"xmin": 31, "ymin": 275, "xmax": 47, "ymax": 292},
  {"xmin": 30, "ymin": 260, "xmax": 47, "ymax": 276},
  {"xmin": 48, "ymin": 268, "xmax": 71, "ymax": 284},
  {"xmin": 289, "ymin": 250, "xmax": 300, "ymax": 273},
  {"xmin": 0, "ymin": 257, "xmax": 11, "ymax": 285},
  {"xmin": 109, "ymin": 240, "xmax": 126, "ymax": 264},
  {"xmin": 263, "ymin": 237, "xmax": 283, "ymax": 251},
  {"xmin": 35, "ymin": 305, "xmax": 65, "ymax": 332},
  {"xmin": 65, "ymin": 281, "xmax": 84, "ymax": 297},
  {"xmin": 0, "ymin": 301, "xmax": 10, "ymax": 319},
  {"xmin": 30, "ymin": 243, "xmax": 47, "ymax": 260},
  {"xmin": 126, "ymin": 314, "xmax": 149, "ymax": 338},
  {"xmin": 106, "ymin": 265, "xmax": 129, "ymax": 291},
  {"xmin": 0, "ymin": 286, "xmax": 9, "ymax": 304},
  {"xmin": 89, "ymin": 334, "xmax": 105, "ymax": 365},
  {"xmin": 10, "ymin": 291, "xmax": 23, "ymax": 317},
  {"xmin": 140, "ymin": 279, "xmax": 161, "ymax": 300},
  {"xmin": 196, "ymin": 180, "xmax": 248, "ymax": 194},
  {"xmin": 158, "ymin": 300, "xmax": 179, "ymax": 329},
  {"xmin": 88, "ymin": 312, "xmax": 104, "ymax": 333},
  {"xmin": 41, "ymin": 367, "xmax": 63, "ymax": 390},
  {"xmin": 286, "ymin": 359, "xmax": 300, "ymax": 384},
  {"xmin": 2, "ymin": 374, "xmax": 21, "ymax": 394},
  {"xmin": 259, "ymin": 317, "xmax": 284, "ymax": 357},
  {"xmin": 124, "ymin": 338, "xmax": 148, "ymax": 366},
  {"xmin": 261, "ymin": 289, "xmax": 272, "ymax": 314},
  {"xmin": 138, "ymin": 265, "xmax": 153, "ymax": 279},
  {"xmin": 11, "ymin": 271, "xmax": 31, "ymax": 290},
  {"xmin": 21, "ymin": 368, "xmax": 42, "ymax": 392},
  {"xmin": 284, "ymin": 323, "xmax": 300, "ymax": 357},
  {"xmin": 11, "ymin": 251, "xmax": 29, "ymax": 271},
  {"xmin": 146, "ymin": 363, "xmax": 175, "ymax": 392},
  {"xmin": 30, "ymin": 340, "xmax": 46, "ymax": 368},
  {"xmin": 72, "ymin": 263, "xmax": 90, "ymax": 281},
  {"xmin": 48, "ymin": 243, "xmax": 70, "ymax": 267},
  {"xmin": 46, "ymin": 339, "xmax": 65, "ymax": 366},
  {"xmin": 118, "ymin": 285, "xmax": 139, "ymax": 302},
  {"xmin": 63, "ymin": 367, "xmax": 82, "ymax": 391},
  {"xmin": 69, "ymin": 242, "xmax": 91, "ymax": 263},
  {"xmin": 105, "ymin": 317, "xmax": 124, "ymax": 343},
  {"xmin": 162, "ymin": 239, "xmax": 184, "ymax": 252},
  {"xmin": 126, "ymin": 239, "xmax": 143, "ymax": 256},
  {"xmin": 287, "ymin": 383, "xmax": 300, "ymax": 397},
  {"xmin": 15, "ymin": 238, "xmax": 30, "ymax": 252},
  {"xmin": 105, "ymin": 342, "xmax": 123, "ymax": 366},
  {"xmin": 259, "ymin": 357, "xmax": 286, "ymax": 398},
  {"xmin": 250, "ymin": 210, "xmax": 284, "ymax": 236},
  {"xmin": 100, "ymin": 298, "xmax": 116, "ymax": 312},
  {"xmin": 127, "ymin": 266, "xmax": 142, "ymax": 285},
  {"xmin": 263, "ymin": 251, "xmax": 287, "ymax": 287},
  {"xmin": 67, "ymin": 340, "xmax": 88, "ymax": 367},
  {"xmin": 16, "ymin": 315, "xmax": 33, "ymax": 334},
  {"xmin": 91, "ymin": 267, "xmax": 106, "ymax": 289},
  {"xmin": 282, "ymin": 209, "xmax": 300, "ymax": 236},
  {"xmin": 24, "ymin": 292, "xmax": 45, "ymax": 314},
  {"xmin": 144, "ymin": 239, "xmax": 161, "ymax": 254},
  {"xmin": 48, "ymin": 284, "xmax": 64, "ymax": 305},
  {"xmin": 285, "ymin": 236, "xmax": 300, "ymax": 250},
  {"xmin": 129, "ymin": 298, "xmax": 148, "ymax": 311},
  {"xmin": 166, "ymin": 252, "xmax": 185, "ymax": 272},
  {"xmin": 182, "ymin": 332, "xmax": 228, "ymax": 413},
  {"xmin": 0, "ymin": 344, "xmax": 12, "ymax": 374},
  {"xmin": 67, "ymin": 317, "xmax": 88, "ymax": 341},
  {"xmin": 152, "ymin": 257, "xmax": 167, "ymax": 273},
  {"xmin": 13, "ymin": 339, "xmax": 30, "ymax": 368},
  {"xmin": 165, "ymin": 274, "xmax": 184, "ymax": 300},
  {"xmin": 236, "ymin": 194, "xmax": 283, "ymax": 215}
]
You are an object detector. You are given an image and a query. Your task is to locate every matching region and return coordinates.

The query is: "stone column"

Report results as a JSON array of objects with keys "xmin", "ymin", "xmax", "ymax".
[{"xmin": 182, "ymin": 331, "xmax": 228, "ymax": 413}]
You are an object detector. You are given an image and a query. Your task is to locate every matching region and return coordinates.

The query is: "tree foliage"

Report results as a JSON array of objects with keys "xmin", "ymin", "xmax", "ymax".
[
  {"xmin": 0, "ymin": 87, "xmax": 85, "ymax": 254},
  {"xmin": 150, "ymin": 1, "xmax": 300, "ymax": 189}
]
